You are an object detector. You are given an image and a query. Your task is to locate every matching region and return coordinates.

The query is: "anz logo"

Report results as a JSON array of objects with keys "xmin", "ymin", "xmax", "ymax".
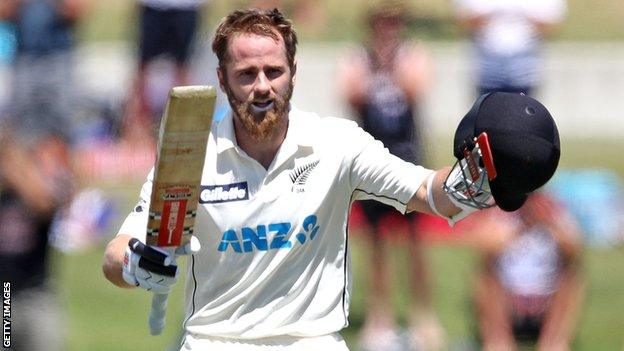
[{"xmin": 218, "ymin": 214, "xmax": 321, "ymax": 253}]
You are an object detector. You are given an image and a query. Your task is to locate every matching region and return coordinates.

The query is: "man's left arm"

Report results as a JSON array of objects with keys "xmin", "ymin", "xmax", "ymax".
[
  {"xmin": 408, "ymin": 149, "xmax": 494, "ymax": 226},
  {"xmin": 407, "ymin": 166, "xmax": 462, "ymax": 218}
]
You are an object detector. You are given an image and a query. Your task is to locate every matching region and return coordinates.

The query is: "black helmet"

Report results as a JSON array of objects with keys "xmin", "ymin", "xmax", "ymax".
[{"xmin": 452, "ymin": 92, "xmax": 561, "ymax": 211}]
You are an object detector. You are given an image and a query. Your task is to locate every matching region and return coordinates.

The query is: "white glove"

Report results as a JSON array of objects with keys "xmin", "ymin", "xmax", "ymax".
[
  {"xmin": 444, "ymin": 153, "xmax": 493, "ymax": 209},
  {"xmin": 122, "ymin": 237, "xmax": 200, "ymax": 294},
  {"xmin": 427, "ymin": 140, "xmax": 495, "ymax": 226}
]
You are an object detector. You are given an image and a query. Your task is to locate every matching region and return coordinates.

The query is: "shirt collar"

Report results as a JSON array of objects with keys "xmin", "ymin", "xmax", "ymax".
[{"xmin": 215, "ymin": 110, "xmax": 237, "ymax": 154}]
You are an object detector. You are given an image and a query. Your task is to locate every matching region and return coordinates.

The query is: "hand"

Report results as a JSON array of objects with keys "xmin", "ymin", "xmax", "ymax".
[
  {"xmin": 432, "ymin": 136, "xmax": 494, "ymax": 226},
  {"xmin": 444, "ymin": 139, "xmax": 494, "ymax": 210},
  {"xmin": 122, "ymin": 237, "xmax": 200, "ymax": 294}
]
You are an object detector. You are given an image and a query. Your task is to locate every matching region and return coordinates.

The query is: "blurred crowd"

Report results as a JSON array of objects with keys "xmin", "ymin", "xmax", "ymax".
[{"xmin": 0, "ymin": 0, "xmax": 622, "ymax": 350}]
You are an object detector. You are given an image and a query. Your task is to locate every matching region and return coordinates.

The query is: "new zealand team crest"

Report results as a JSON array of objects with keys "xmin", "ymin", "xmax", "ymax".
[{"xmin": 290, "ymin": 160, "xmax": 319, "ymax": 193}]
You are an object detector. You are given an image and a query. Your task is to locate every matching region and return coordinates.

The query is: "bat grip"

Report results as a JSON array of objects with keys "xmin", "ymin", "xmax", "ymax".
[{"xmin": 149, "ymin": 293, "xmax": 169, "ymax": 335}]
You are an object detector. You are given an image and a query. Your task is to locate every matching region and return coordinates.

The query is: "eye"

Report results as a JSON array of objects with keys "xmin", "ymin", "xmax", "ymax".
[
  {"xmin": 265, "ymin": 67, "xmax": 283, "ymax": 79},
  {"xmin": 235, "ymin": 69, "xmax": 257, "ymax": 84},
  {"xmin": 238, "ymin": 70, "xmax": 255, "ymax": 79}
]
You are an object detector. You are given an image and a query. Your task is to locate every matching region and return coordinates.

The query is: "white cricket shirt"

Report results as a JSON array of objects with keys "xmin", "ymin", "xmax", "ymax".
[{"xmin": 118, "ymin": 107, "xmax": 431, "ymax": 339}]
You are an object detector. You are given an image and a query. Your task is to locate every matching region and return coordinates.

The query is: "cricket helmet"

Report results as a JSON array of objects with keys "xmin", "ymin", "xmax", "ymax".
[{"xmin": 452, "ymin": 92, "xmax": 561, "ymax": 211}]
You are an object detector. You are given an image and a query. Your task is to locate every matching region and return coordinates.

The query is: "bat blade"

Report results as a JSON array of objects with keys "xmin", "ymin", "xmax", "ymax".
[{"xmin": 145, "ymin": 85, "xmax": 215, "ymax": 335}]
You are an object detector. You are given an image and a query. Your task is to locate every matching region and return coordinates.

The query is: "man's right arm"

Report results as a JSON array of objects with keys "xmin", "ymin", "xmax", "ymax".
[
  {"xmin": 102, "ymin": 234, "xmax": 136, "ymax": 288},
  {"xmin": 104, "ymin": 232, "xmax": 195, "ymax": 293},
  {"xmin": 103, "ymin": 169, "xmax": 154, "ymax": 288}
]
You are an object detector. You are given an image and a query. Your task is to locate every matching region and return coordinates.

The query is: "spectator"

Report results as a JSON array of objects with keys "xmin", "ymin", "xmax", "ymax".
[
  {"xmin": 338, "ymin": 2, "xmax": 445, "ymax": 350},
  {"xmin": 467, "ymin": 192, "xmax": 584, "ymax": 351},
  {"xmin": 453, "ymin": 0, "xmax": 566, "ymax": 96},
  {"xmin": 124, "ymin": 0, "xmax": 208, "ymax": 144},
  {"xmin": 0, "ymin": 4, "xmax": 82, "ymax": 349},
  {"xmin": 2, "ymin": 0, "xmax": 86, "ymax": 141},
  {"xmin": 0, "ymin": 120, "xmax": 75, "ymax": 351}
]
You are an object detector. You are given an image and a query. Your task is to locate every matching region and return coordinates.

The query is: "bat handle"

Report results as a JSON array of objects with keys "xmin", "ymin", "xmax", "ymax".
[{"xmin": 149, "ymin": 293, "xmax": 169, "ymax": 335}]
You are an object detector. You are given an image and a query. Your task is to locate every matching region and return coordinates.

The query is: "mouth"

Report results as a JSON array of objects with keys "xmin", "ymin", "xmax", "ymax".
[{"xmin": 250, "ymin": 100, "xmax": 274, "ymax": 113}]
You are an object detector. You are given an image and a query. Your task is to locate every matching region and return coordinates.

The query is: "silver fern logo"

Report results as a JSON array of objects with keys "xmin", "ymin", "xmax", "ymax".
[{"xmin": 290, "ymin": 160, "xmax": 319, "ymax": 193}]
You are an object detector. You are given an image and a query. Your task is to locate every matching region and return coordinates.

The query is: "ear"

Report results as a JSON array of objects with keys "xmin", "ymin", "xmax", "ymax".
[{"xmin": 217, "ymin": 67, "xmax": 227, "ymax": 93}]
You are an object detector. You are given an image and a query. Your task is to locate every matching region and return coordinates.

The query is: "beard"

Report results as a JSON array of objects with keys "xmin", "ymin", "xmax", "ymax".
[{"xmin": 223, "ymin": 80, "xmax": 293, "ymax": 142}]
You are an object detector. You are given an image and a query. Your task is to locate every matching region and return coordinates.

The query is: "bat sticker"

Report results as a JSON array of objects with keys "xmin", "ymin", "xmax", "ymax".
[{"xmin": 156, "ymin": 187, "xmax": 192, "ymax": 247}]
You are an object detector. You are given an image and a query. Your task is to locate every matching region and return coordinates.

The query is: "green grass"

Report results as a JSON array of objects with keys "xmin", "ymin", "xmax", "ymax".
[
  {"xmin": 52, "ymin": 242, "xmax": 624, "ymax": 350},
  {"xmin": 51, "ymin": 249, "xmax": 186, "ymax": 351},
  {"xmin": 574, "ymin": 248, "xmax": 624, "ymax": 350},
  {"xmin": 77, "ymin": 0, "xmax": 135, "ymax": 43},
  {"xmin": 77, "ymin": 0, "xmax": 624, "ymax": 43}
]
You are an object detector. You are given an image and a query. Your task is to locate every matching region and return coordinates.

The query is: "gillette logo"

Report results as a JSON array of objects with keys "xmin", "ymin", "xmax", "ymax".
[{"xmin": 200, "ymin": 182, "xmax": 249, "ymax": 204}]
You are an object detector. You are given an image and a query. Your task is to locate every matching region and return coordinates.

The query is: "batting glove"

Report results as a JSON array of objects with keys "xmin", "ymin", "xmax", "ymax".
[
  {"xmin": 427, "ymin": 138, "xmax": 495, "ymax": 226},
  {"xmin": 122, "ymin": 237, "xmax": 200, "ymax": 294},
  {"xmin": 444, "ymin": 153, "xmax": 493, "ymax": 210}
]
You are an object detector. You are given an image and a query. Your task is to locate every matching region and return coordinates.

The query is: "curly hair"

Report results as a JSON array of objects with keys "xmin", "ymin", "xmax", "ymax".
[{"xmin": 212, "ymin": 8, "xmax": 298, "ymax": 72}]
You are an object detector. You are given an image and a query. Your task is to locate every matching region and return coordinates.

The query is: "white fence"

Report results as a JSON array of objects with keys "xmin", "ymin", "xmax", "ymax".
[
  {"xmin": 1, "ymin": 41, "xmax": 623, "ymax": 140},
  {"xmin": 293, "ymin": 42, "xmax": 624, "ymax": 140}
]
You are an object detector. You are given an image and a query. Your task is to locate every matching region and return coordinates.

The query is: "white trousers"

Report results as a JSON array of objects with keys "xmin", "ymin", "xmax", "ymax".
[{"xmin": 180, "ymin": 332, "xmax": 350, "ymax": 351}]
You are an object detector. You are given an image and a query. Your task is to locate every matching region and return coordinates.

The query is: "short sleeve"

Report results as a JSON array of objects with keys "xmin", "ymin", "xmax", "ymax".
[
  {"xmin": 344, "ymin": 123, "xmax": 432, "ymax": 214},
  {"xmin": 116, "ymin": 168, "xmax": 154, "ymax": 241}
]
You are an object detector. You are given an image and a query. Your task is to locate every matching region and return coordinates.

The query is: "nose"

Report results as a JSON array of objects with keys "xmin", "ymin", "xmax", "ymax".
[{"xmin": 254, "ymin": 72, "xmax": 270, "ymax": 96}]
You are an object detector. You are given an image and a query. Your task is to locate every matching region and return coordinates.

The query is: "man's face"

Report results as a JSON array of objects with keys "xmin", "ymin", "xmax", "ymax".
[{"xmin": 218, "ymin": 33, "xmax": 295, "ymax": 141}]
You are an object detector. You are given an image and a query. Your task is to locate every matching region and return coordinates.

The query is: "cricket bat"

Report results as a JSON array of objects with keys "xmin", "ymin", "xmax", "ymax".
[{"xmin": 145, "ymin": 85, "xmax": 215, "ymax": 335}]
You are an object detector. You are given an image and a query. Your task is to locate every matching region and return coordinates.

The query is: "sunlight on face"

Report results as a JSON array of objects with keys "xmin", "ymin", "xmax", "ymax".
[{"xmin": 220, "ymin": 33, "xmax": 294, "ymax": 141}]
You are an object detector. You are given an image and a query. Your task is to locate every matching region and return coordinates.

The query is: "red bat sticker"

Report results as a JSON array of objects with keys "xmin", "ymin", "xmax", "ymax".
[{"xmin": 157, "ymin": 187, "xmax": 191, "ymax": 246}]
